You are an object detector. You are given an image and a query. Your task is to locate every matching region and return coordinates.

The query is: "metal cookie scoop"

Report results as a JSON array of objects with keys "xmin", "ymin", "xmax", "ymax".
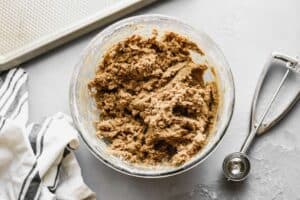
[{"xmin": 223, "ymin": 53, "xmax": 300, "ymax": 182}]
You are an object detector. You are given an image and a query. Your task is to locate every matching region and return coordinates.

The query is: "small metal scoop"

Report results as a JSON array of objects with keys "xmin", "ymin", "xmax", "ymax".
[{"xmin": 223, "ymin": 53, "xmax": 300, "ymax": 181}]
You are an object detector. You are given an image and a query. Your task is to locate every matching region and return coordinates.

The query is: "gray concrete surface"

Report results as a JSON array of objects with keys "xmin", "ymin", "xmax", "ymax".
[{"xmin": 23, "ymin": 0, "xmax": 300, "ymax": 199}]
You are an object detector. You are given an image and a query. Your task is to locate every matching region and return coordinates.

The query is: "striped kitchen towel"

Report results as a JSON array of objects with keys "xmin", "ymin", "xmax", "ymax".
[{"xmin": 0, "ymin": 68, "xmax": 96, "ymax": 200}]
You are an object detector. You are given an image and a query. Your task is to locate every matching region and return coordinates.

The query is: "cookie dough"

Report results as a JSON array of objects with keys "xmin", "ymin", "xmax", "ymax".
[{"xmin": 88, "ymin": 32, "xmax": 219, "ymax": 166}]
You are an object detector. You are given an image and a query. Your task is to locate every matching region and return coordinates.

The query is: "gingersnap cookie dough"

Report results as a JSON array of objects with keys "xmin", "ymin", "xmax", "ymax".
[{"xmin": 88, "ymin": 31, "xmax": 219, "ymax": 166}]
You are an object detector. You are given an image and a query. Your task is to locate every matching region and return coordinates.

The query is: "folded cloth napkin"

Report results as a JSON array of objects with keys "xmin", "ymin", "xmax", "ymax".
[{"xmin": 0, "ymin": 68, "xmax": 96, "ymax": 200}]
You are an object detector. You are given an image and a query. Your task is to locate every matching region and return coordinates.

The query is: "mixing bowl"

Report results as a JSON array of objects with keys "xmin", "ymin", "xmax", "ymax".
[{"xmin": 70, "ymin": 14, "xmax": 235, "ymax": 178}]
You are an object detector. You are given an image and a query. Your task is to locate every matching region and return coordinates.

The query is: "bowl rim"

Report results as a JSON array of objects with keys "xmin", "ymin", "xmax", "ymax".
[{"xmin": 69, "ymin": 14, "xmax": 235, "ymax": 178}]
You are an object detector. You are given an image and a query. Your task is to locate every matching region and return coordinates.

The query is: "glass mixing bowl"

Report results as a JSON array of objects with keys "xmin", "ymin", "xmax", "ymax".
[{"xmin": 70, "ymin": 14, "xmax": 235, "ymax": 178}]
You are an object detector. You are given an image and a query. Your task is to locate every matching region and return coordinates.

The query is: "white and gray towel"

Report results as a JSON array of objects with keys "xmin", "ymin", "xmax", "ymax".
[{"xmin": 0, "ymin": 68, "xmax": 96, "ymax": 200}]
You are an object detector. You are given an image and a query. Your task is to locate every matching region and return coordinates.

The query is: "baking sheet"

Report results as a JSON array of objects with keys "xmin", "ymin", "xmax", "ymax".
[{"xmin": 0, "ymin": 0, "xmax": 156, "ymax": 71}]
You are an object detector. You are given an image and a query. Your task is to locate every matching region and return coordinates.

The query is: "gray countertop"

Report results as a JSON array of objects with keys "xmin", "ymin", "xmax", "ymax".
[{"xmin": 23, "ymin": 0, "xmax": 300, "ymax": 199}]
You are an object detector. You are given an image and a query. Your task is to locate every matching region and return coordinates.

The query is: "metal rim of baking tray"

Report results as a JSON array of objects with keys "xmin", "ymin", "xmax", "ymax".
[{"xmin": 69, "ymin": 14, "xmax": 235, "ymax": 178}]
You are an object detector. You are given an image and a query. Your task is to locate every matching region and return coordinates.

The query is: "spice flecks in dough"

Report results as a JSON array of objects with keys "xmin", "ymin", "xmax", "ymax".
[{"xmin": 88, "ymin": 32, "xmax": 219, "ymax": 166}]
